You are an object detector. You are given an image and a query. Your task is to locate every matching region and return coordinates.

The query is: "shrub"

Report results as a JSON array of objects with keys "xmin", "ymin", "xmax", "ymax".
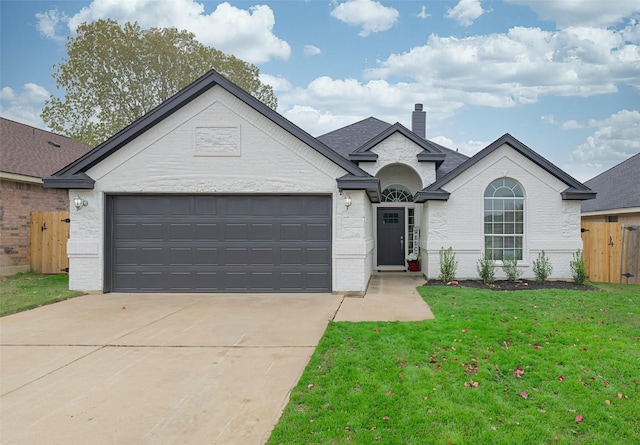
[
  {"xmin": 501, "ymin": 256, "xmax": 522, "ymax": 282},
  {"xmin": 438, "ymin": 247, "xmax": 458, "ymax": 283},
  {"xmin": 532, "ymin": 250, "xmax": 553, "ymax": 284},
  {"xmin": 570, "ymin": 249, "xmax": 587, "ymax": 285},
  {"xmin": 476, "ymin": 253, "xmax": 496, "ymax": 284}
]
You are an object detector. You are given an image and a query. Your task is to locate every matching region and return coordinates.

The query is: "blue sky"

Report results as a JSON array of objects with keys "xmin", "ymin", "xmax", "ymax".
[{"xmin": 1, "ymin": 0, "xmax": 639, "ymax": 181}]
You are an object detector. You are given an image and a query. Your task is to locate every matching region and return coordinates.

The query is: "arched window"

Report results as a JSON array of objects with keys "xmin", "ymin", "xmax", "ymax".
[
  {"xmin": 381, "ymin": 185, "xmax": 413, "ymax": 202},
  {"xmin": 484, "ymin": 178, "xmax": 524, "ymax": 261}
]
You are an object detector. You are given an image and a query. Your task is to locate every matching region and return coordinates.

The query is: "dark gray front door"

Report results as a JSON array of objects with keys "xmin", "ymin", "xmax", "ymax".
[
  {"xmin": 377, "ymin": 207, "xmax": 405, "ymax": 266},
  {"xmin": 106, "ymin": 195, "xmax": 331, "ymax": 293}
]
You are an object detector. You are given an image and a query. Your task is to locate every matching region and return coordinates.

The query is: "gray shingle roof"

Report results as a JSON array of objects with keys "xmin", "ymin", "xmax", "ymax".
[
  {"xmin": 317, "ymin": 117, "xmax": 391, "ymax": 158},
  {"xmin": 581, "ymin": 153, "xmax": 640, "ymax": 213},
  {"xmin": 317, "ymin": 117, "xmax": 469, "ymax": 177},
  {"xmin": 1, "ymin": 117, "xmax": 91, "ymax": 178}
]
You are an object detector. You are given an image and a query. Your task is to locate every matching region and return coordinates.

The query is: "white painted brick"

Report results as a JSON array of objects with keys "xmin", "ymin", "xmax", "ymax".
[{"xmin": 424, "ymin": 145, "xmax": 584, "ymax": 280}]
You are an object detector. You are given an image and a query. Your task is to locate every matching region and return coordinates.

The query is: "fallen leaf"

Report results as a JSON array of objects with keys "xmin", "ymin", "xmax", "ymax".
[
  {"xmin": 534, "ymin": 344, "xmax": 542, "ymax": 349},
  {"xmin": 558, "ymin": 375, "xmax": 564, "ymax": 382},
  {"xmin": 514, "ymin": 366, "xmax": 524, "ymax": 379},
  {"xmin": 374, "ymin": 328, "xmax": 380, "ymax": 333},
  {"xmin": 519, "ymin": 391, "xmax": 528, "ymax": 399},
  {"xmin": 307, "ymin": 384, "xmax": 314, "ymax": 390},
  {"xmin": 575, "ymin": 415, "xmax": 583, "ymax": 423},
  {"xmin": 398, "ymin": 374, "xmax": 404, "ymax": 379},
  {"xmin": 423, "ymin": 396, "xmax": 429, "ymax": 400},
  {"xmin": 383, "ymin": 416, "xmax": 390, "ymax": 421},
  {"xmin": 617, "ymin": 392, "xmax": 623, "ymax": 399},
  {"xmin": 386, "ymin": 390, "xmax": 393, "ymax": 396},
  {"xmin": 605, "ymin": 400, "xmax": 611, "ymax": 405}
]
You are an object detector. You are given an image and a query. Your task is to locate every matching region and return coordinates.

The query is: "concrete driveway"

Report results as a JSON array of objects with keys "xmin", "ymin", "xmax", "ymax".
[{"xmin": 0, "ymin": 293, "xmax": 343, "ymax": 444}]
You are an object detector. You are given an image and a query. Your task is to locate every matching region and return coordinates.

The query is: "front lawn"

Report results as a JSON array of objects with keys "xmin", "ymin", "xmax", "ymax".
[
  {"xmin": 0, "ymin": 272, "xmax": 83, "ymax": 316},
  {"xmin": 268, "ymin": 284, "xmax": 640, "ymax": 444}
]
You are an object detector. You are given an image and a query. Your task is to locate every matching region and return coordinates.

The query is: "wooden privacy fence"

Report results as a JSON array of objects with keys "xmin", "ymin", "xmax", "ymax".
[
  {"xmin": 581, "ymin": 221, "xmax": 640, "ymax": 284},
  {"xmin": 30, "ymin": 211, "xmax": 70, "ymax": 274}
]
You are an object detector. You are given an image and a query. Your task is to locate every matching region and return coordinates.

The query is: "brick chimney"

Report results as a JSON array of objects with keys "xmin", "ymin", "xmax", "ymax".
[{"xmin": 412, "ymin": 103, "xmax": 426, "ymax": 138}]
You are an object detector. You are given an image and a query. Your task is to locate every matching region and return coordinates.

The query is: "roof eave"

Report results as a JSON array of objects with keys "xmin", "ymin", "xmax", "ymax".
[
  {"xmin": 349, "ymin": 152, "xmax": 378, "ymax": 162},
  {"xmin": 414, "ymin": 189, "xmax": 450, "ymax": 202},
  {"xmin": 337, "ymin": 175, "xmax": 381, "ymax": 203},
  {"xmin": 562, "ymin": 188, "xmax": 597, "ymax": 201},
  {"xmin": 417, "ymin": 152, "xmax": 446, "ymax": 166},
  {"xmin": 43, "ymin": 172, "xmax": 95, "ymax": 189}
]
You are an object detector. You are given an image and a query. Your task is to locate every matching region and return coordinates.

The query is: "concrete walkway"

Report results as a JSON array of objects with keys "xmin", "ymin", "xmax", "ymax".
[
  {"xmin": 0, "ymin": 273, "xmax": 432, "ymax": 444},
  {"xmin": 334, "ymin": 272, "xmax": 434, "ymax": 322}
]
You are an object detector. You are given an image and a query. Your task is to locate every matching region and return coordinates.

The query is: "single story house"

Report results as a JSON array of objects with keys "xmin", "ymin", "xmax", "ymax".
[
  {"xmin": 44, "ymin": 70, "xmax": 595, "ymax": 293},
  {"xmin": 1, "ymin": 118, "xmax": 91, "ymax": 276},
  {"xmin": 581, "ymin": 153, "xmax": 640, "ymax": 226}
]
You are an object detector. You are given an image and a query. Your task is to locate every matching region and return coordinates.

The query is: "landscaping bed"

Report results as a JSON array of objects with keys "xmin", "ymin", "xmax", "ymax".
[{"xmin": 423, "ymin": 279, "xmax": 597, "ymax": 291}]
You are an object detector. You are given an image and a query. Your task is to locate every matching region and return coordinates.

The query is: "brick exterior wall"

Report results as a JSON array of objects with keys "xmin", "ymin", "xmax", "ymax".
[{"xmin": 0, "ymin": 179, "xmax": 68, "ymax": 275}]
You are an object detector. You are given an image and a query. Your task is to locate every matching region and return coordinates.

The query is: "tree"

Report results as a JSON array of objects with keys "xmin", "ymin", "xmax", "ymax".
[{"xmin": 42, "ymin": 19, "xmax": 277, "ymax": 146}]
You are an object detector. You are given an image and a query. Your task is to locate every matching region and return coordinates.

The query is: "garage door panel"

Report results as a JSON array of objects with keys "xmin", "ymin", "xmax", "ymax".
[
  {"xmin": 109, "ymin": 195, "xmax": 331, "ymax": 292},
  {"xmin": 194, "ymin": 196, "xmax": 218, "ymax": 215},
  {"xmin": 195, "ymin": 224, "xmax": 218, "ymax": 240},
  {"xmin": 307, "ymin": 223, "xmax": 330, "ymax": 241},
  {"xmin": 116, "ymin": 223, "xmax": 138, "ymax": 240},
  {"xmin": 307, "ymin": 248, "xmax": 330, "ymax": 265},
  {"xmin": 140, "ymin": 224, "xmax": 163, "ymax": 240},
  {"xmin": 226, "ymin": 223, "xmax": 249, "ymax": 240},
  {"xmin": 224, "ymin": 247, "xmax": 248, "ymax": 266},
  {"xmin": 281, "ymin": 224, "xmax": 303, "ymax": 240},
  {"xmin": 251, "ymin": 248, "xmax": 275, "ymax": 265},
  {"xmin": 251, "ymin": 224, "xmax": 275, "ymax": 241},
  {"xmin": 194, "ymin": 248, "xmax": 218, "ymax": 265}
]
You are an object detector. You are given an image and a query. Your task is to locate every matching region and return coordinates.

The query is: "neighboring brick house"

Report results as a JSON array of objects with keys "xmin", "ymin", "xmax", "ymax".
[
  {"xmin": 44, "ymin": 70, "xmax": 596, "ymax": 294},
  {"xmin": 0, "ymin": 118, "xmax": 91, "ymax": 275}
]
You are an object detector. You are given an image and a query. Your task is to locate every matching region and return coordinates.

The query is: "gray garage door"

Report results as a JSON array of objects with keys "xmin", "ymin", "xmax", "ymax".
[{"xmin": 106, "ymin": 195, "xmax": 332, "ymax": 292}]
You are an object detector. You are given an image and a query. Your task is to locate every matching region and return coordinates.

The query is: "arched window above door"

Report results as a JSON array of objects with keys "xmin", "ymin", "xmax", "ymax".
[{"xmin": 381, "ymin": 185, "xmax": 413, "ymax": 202}]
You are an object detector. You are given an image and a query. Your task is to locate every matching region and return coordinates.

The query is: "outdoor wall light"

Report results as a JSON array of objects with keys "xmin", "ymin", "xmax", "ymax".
[
  {"xmin": 343, "ymin": 194, "xmax": 352, "ymax": 208},
  {"xmin": 74, "ymin": 195, "xmax": 88, "ymax": 211}
]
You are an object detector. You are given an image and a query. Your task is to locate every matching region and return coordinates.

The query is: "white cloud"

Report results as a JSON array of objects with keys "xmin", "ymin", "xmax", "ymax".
[
  {"xmin": 35, "ymin": 9, "xmax": 69, "ymax": 43},
  {"xmin": 363, "ymin": 24, "xmax": 640, "ymax": 108},
  {"xmin": 560, "ymin": 120, "xmax": 584, "ymax": 130},
  {"xmin": 39, "ymin": 0, "xmax": 291, "ymax": 64},
  {"xmin": 303, "ymin": 45, "xmax": 321, "ymax": 56},
  {"xmin": 259, "ymin": 74, "xmax": 293, "ymax": 92},
  {"xmin": 569, "ymin": 110, "xmax": 640, "ymax": 178},
  {"xmin": 278, "ymin": 76, "xmax": 465, "ymax": 136},
  {"xmin": 541, "ymin": 114, "xmax": 557, "ymax": 125},
  {"xmin": 417, "ymin": 6, "xmax": 430, "ymax": 19},
  {"xmin": 445, "ymin": 0, "xmax": 485, "ymax": 27},
  {"xmin": 0, "ymin": 84, "xmax": 51, "ymax": 128},
  {"xmin": 330, "ymin": 0, "xmax": 399, "ymax": 37},
  {"xmin": 506, "ymin": 0, "xmax": 640, "ymax": 28}
]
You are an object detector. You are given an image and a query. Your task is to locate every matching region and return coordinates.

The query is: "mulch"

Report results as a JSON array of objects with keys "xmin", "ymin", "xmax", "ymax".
[{"xmin": 422, "ymin": 279, "xmax": 598, "ymax": 291}]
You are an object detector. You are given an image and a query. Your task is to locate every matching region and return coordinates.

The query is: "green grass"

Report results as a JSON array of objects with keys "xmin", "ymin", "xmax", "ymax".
[
  {"xmin": 268, "ymin": 284, "xmax": 640, "ymax": 445},
  {"xmin": 0, "ymin": 272, "xmax": 83, "ymax": 316}
]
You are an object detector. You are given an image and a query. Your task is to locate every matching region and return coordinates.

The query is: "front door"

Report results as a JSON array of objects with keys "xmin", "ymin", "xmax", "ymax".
[{"xmin": 377, "ymin": 207, "xmax": 405, "ymax": 266}]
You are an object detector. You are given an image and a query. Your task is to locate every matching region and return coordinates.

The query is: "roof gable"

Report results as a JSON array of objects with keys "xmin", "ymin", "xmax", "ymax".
[
  {"xmin": 348, "ymin": 123, "xmax": 445, "ymax": 166},
  {"xmin": 1, "ymin": 118, "xmax": 91, "ymax": 179},
  {"xmin": 582, "ymin": 153, "xmax": 640, "ymax": 213},
  {"xmin": 416, "ymin": 133, "xmax": 595, "ymax": 202},
  {"xmin": 44, "ymin": 70, "xmax": 370, "ymax": 189}
]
